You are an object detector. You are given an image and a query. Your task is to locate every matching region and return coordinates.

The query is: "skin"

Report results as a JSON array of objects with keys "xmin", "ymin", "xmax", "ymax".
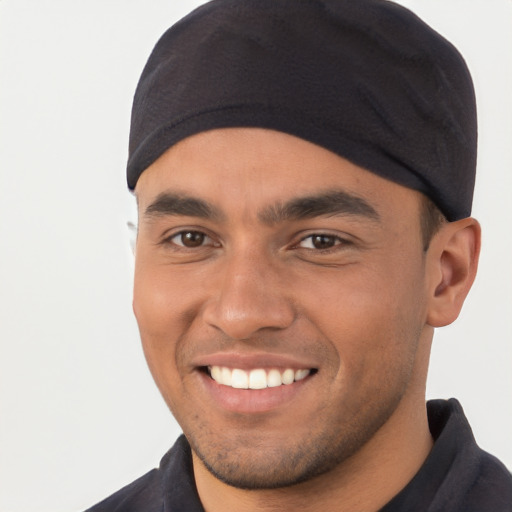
[{"xmin": 133, "ymin": 128, "xmax": 480, "ymax": 512}]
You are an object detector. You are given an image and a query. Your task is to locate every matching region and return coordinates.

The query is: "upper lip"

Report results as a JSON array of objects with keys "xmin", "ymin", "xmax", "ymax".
[{"xmin": 191, "ymin": 352, "xmax": 318, "ymax": 371}]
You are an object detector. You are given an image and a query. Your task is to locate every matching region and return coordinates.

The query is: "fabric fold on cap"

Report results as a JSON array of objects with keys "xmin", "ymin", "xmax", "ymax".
[{"xmin": 127, "ymin": 0, "xmax": 477, "ymax": 221}]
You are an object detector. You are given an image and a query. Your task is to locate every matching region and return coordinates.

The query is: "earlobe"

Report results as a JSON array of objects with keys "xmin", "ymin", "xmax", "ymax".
[{"xmin": 426, "ymin": 218, "xmax": 481, "ymax": 327}]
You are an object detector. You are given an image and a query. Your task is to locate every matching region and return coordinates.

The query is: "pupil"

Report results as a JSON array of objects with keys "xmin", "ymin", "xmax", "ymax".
[
  {"xmin": 182, "ymin": 231, "xmax": 205, "ymax": 247},
  {"xmin": 313, "ymin": 235, "xmax": 335, "ymax": 249}
]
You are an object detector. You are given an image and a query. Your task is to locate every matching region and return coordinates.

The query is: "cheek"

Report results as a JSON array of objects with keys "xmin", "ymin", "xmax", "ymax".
[
  {"xmin": 132, "ymin": 263, "xmax": 184, "ymax": 388},
  {"xmin": 132, "ymin": 258, "xmax": 214, "ymax": 394},
  {"xmin": 133, "ymin": 259, "xmax": 196, "ymax": 336},
  {"xmin": 133, "ymin": 274, "xmax": 170, "ymax": 343},
  {"xmin": 296, "ymin": 258, "xmax": 427, "ymax": 376}
]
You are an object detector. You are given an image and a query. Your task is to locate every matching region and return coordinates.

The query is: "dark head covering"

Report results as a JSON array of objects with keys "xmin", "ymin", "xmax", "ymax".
[{"xmin": 127, "ymin": 0, "xmax": 477, "ymax": 221}]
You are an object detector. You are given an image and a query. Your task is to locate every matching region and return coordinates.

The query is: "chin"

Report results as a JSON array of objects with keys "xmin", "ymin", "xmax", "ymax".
[{"xmin": 186, "ymin": 403, "xmax": 396, "ymax": 491}]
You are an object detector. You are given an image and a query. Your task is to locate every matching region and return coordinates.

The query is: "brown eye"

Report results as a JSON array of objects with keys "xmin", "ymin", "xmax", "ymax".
[
  {"xmin": 298, "ymin": 234, "xmax": 341, "ymax": 250},
  {"xmin": 312, "ymin": 235, "xmax": 337, "ymax": 249},
  {"xmin": 172, "ymin": 231, "xmax": 207, "ymax": 248},
  {"xmin": 183, "ymin": 231, "xmax": 205, "ymax": 247}
]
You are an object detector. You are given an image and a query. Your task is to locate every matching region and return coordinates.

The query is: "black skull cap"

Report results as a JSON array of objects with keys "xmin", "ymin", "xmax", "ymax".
[{"xmin": 127, "ymin": 0, "xmax": 477, "ymax": 221}]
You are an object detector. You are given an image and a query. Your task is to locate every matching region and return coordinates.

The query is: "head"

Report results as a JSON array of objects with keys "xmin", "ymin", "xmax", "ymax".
[{"xmin": 128, "ymin": 0, "xmax": 480, "ymax": 491}]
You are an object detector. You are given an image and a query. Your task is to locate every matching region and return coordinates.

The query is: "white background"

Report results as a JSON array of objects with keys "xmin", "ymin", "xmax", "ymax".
[{"xmin": 0, "ymin": 1, "xmax": 510, "ymax": 511}]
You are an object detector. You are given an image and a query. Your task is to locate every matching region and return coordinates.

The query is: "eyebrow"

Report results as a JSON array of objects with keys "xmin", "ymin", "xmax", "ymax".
[
  {"xmin": 258, "ymin": 190, "xmax": 380, "ymax": 224},
  {"xmin": 144, "ymin": 193, "xmax": 224, "ymax": 221},
  {"xmin": 143, "ymin": 189, "xmax": 380, "ymax": 225}
]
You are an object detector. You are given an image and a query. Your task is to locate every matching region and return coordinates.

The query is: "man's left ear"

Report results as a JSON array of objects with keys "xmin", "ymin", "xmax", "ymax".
[{"xmin": 426, "ymin": 217, "xmax": 481, "ymax": 328}]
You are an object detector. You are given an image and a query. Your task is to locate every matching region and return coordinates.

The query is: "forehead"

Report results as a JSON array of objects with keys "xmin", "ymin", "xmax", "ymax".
[{"xmin": 135, "ymin": 127, "xmax": 423, "ymax": 221}]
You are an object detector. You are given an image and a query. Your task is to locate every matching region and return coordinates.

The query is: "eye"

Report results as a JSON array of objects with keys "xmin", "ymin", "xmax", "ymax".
[
  {"xmin": 169, "ymin": 230, "xmax": 214, "ymax": 248},
  {"xmin": 298, "ymin": 234, "xmax": 343, "ymax": 250}
]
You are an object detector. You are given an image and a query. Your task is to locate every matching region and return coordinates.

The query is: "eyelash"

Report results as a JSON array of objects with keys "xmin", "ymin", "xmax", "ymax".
[
  {"xmin": 163, "ymin": 230, "xmax": 349, "ymax": 253},
  {"xmin": 164, "ymin": 230, "xmax": 218, "ymax": 249},
  {"xmin": 295, "ymin": 233, "xmax": 348, "ymax": 251}
]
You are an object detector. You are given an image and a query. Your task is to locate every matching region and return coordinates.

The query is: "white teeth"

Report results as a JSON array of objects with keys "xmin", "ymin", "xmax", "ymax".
[
  {"xmin": 249, "ymin": 369, "xmax": 267, "ymax": 389},
  {"xmin": 211, "ymin": 365, "xmax": 222, "ymax": 383},
  {"xmin": 267, "ymin": 369, "xmax": 282, "ymax": 388},
  {"xmin": 221, "ymin": 367, "xmax": 232, "ymax": 386},
  {"xmin": 295, "ymin": 369, "xmax": 310, "ymax": 381},
  {"xmin": 208, "ymin": 366, "xmax": 312, "ymax": 389},
  {"xmin": 231, "ymin": 369, "xmax": 249, "ymax": 389},
  {"xmin": 281, "ymin": 368, "xmax": 295, "ymax": 385}
]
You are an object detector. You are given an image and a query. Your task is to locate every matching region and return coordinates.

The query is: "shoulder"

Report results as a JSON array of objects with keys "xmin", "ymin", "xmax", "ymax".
[
  {"xmin": 83, "ymin": 435, "xmax": 201, "ymax": 512},
  {"xmin": 84, "ymin": 468, "xmax": 162, "ymax": 512},
  {"xmin": 430, "ymin": 399, "xmax": 512, "ymax": 511},
  {"xmin": 459, "ymin": 449, "xmax": 512, "ymax": 511},
  {"xmin": 382, "ymin": 399, "xmax": 512, "ymax": 512}
]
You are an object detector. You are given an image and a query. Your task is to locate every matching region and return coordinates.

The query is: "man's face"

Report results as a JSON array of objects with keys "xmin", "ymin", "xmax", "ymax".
[{"xmin": 134, "ymin": 128, "xmax": 433, "ymax": 489}]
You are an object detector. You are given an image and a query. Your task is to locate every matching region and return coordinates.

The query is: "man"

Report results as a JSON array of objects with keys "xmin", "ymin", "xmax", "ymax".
[{"xmin": 87, "ymin": 0, "xmax": 512, "ymax": 510}]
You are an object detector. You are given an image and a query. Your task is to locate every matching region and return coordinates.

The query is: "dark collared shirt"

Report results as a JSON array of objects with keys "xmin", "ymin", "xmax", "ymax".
[{"xmin": 86, "ymin": 399, "xmax": 512, "ymax": 511}]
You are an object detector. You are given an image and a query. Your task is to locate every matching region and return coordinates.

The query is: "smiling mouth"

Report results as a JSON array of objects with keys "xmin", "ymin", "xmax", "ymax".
[{"xmin": 204, "ymin": 366, "xmax": 317, "ymax": 390}]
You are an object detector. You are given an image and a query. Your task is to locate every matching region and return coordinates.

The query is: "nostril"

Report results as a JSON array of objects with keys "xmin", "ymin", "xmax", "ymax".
[{"xmin": 202, "ymin": 300, "xmax": 295, "ymax": 340}]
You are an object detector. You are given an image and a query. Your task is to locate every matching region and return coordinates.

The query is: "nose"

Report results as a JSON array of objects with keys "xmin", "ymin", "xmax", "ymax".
[{"xmin": 202, "ymin": 250, "xmax": 295, "ymax": 340}]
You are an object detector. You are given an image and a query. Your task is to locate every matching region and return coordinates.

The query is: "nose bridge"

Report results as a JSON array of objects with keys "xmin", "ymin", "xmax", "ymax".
[{"xmin": 203, "ymin": 244, "xmax": 295, "ymax": 339}]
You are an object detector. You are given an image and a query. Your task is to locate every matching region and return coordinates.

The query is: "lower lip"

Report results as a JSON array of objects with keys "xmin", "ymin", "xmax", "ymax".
[{"xmin": 197, "ymin": 370, "xmax": 314, "ymax": 414}]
